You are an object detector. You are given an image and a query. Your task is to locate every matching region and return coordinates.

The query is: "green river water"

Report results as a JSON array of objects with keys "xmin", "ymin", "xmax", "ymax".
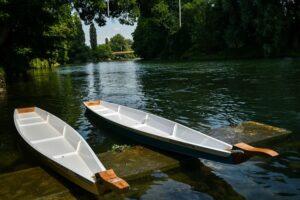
[{"xmin": 0, "ymin": 59, "xmax": 299, "ymax": 199}]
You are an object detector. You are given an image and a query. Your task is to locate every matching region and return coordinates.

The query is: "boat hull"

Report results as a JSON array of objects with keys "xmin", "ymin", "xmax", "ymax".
[
  {"xmin": 86, "ymin": 109, "xmax": 236, "ymax": 164},
  {"xmin": 42, "ymin": 155, "xmax": 99, "ymax": 194},
  {"xmin": 18, "ymin": 134, "xmax": 101, "ymax": 195},
  {"xmin": 13, "ymin": 107, "xmax": 105, "ymax": 195}
]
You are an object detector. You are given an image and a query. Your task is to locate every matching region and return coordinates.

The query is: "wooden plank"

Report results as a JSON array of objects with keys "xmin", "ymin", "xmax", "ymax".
[{"xmin": 17, "ymin": 107, "xmax": 35, "ymax": 113}]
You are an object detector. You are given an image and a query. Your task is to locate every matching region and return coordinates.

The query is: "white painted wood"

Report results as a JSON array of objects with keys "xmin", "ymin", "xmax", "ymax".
[
  {"xmin": 85, "ymin": 100, "xmax": 233, "ymax": 158},
  {"xmin": 14, "ymin": 107, "xmax": 106, "ymax": 183}
]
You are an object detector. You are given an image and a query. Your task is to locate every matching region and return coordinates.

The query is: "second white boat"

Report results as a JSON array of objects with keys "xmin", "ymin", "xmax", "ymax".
[{"xmin": 84, "ymin": 100, "xmax": 279, "ymax": 164}]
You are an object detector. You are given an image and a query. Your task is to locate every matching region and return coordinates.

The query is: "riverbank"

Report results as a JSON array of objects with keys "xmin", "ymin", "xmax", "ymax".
[
  {"xmin": 150, "ymin": 48, "xmax": 300, "ymax": 61},
  {"xmin": 185, "ymin": 49, "xmax": 300, "ymax": 61}
]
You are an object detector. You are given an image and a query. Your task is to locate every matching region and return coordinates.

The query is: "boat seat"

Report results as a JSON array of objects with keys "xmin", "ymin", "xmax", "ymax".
[
  {"xmin": 20, "ymin": 123, "xmax": 61, "ymax": 141},
  {"xmin": 131, "ymin": 124, "xmax": 146, "ymax": 129},
  {"xmin": 19, "ymin": 121, "xmax": 47, "ymax": 127},
  {"xmin": 17, "ymin": 115, "xmax": 45, "ymax": 126},
  {"xmin": 31, "ymin": 135, "xmax": 64, "ymax": 144},
  {"xmin": 34, "ymin": 137, "xmax": 75, "ymax": 157},
  {"xmin": 95, "ymin": 108, "xmax": 116, "ymax": 115},
  {"xmin": 18, "ymin": 116, "xmax": 40, "ymax": 121},
  {"xmin": 134, "ymin": 124, "xmax": 170, "ymax": 137},
  {"xmin": 94, "ymin": 108, "xmax": 108, "ymax": 112},
  {"xmin": 105, "ymin": 113, "xmax": 141, "ymax": 127},
  {"xmin": 102, "ymin": 112, "xmax": 118, "ymax": 117},
  {"xmin": 17, "ymin": 112, "xmax": 41, "ymax": 120}
]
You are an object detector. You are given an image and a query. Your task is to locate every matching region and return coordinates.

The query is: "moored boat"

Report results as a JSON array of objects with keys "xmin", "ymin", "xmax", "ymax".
[
  {"xmin": 14, "ymin": 107, "xmax": 129, "ymax": 195},
  {"xmin": 84, "ymin": 100, "xmax": 279, "ymax": 164}
]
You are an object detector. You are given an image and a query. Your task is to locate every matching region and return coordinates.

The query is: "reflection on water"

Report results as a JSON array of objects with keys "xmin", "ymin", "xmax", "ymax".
[{"xmin": 0, "ymin": 59, "xmax": 300, "ymax": 199}]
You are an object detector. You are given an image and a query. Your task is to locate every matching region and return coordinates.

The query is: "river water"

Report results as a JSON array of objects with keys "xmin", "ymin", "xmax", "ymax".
[{"xmin": 0, "ymin": 59, "xmax": 299, "ymax": 199}]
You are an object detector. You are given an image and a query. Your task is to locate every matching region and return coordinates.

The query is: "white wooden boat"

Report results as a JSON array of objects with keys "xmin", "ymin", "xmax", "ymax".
[
  {"xmin": 14, "ymin": 107, "xmax": 129, "ymax": 194},
  {"xmin": 84, "ymin": 100, "xmax": 279, "ymax": 164}
]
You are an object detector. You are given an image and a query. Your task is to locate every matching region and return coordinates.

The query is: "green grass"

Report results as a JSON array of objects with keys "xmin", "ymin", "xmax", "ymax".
[{"xmin": 110, "ymin": 144, "xmax": 131, "ymax": 153}]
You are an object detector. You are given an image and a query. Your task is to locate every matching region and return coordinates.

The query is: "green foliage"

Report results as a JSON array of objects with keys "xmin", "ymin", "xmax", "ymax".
[
  {"xmin": 69, "ymin": 14, "xmax": 91, "ymax": 63},
  {"xmin": 0, "ymin": 0, "xmax": 139, "ymax": 74},
  {"xmin": 95, "ymin": 44, "xmax": 113, "ymax": 60},
  {"xmin": 111, "ymin": 144, "xmax": 130, "ymax": 153},
  {"xmin": 133, "ymin": 0, "xmax": 300, "ymax": 59},
  {"xmin": 109, "ymin": 33, "xmax": 131, "ymax": 51},
  {"xmin": 133, "ymin": 17, "xmax": 169, "ymax": 59},
  {"xmin": 90, "ymin": 33, "xmax": 134, "ymax": 61},
  {"xmin": 29, "ymin": 58, "xmax": 59, "ymax": 69},
  {"xmin": 89, "ymin": 23, "xmax": 97, "ymax": 50}
]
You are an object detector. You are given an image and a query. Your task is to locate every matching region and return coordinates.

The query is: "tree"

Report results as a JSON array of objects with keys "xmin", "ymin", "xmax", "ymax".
[
  {"xmin": 105, "ymin": 37, "xmax": 109, "ymax": 44},
  {"xmin": 132, "ymin": 0, "xmax": 178, "ymax": 59},
  {"xmin": 132, "ymin": 0, "xmax": 300, "ymax": 59},
  {"xmin": 0, "ymin": 1, "xmax": 76, "ymax": 73},
  {"xmin": 109, "ymin": 34, "xmax": 130, "ymax": 52},
  {"xmin": 95, "ymin": 44, "xmax": 113, "ymax": 60},
  {"xmin": 69, "ymin": 14, "xmax": 91, "ymax": 63},
  {"xmin": 0, "ymin": 0, "xmax": 139, "ymax": 74},
  {"xmin": 89, "ymin": 23, "xmax": 97, "ymax": 50}
]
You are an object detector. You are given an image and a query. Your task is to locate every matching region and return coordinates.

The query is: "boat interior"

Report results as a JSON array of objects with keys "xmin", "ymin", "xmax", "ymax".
[
  {"xmin": 14, "ymin": 108, "xmax": 104, "ymax": 182},
  {"xmin": 86, "ymin": 101, "xmax": 232, "ymax": 155}
]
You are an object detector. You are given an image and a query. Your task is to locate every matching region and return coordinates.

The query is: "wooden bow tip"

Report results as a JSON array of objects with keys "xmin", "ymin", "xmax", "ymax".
[
  {"xmin": 17, "ymin": 107, "xmax": 35, "ymax": 113},
  {"xmin": 84, "ymin": 100, "xmax": 100, "ymax": 107},
  {"xmin": 96, "ymin": 169, "xmax": 129, "ymax": 194},
  {"xmin": 233, "ymin": 142, "xmax": 279, "ymax": 158}
]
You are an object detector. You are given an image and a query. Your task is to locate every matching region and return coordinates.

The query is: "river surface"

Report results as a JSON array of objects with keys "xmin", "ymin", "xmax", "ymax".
[{"xmin": 0, "ymin": 59, "xmax": 299, "ymax": 199}]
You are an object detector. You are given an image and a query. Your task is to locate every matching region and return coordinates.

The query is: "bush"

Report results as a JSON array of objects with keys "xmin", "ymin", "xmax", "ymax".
[
  {"xmin": 94, "ymin": 44, "xmax": 113, "ymax": 61},
  {"xmin": 29, "ymin": 58, "xmax": 59, "ymax": 69}
]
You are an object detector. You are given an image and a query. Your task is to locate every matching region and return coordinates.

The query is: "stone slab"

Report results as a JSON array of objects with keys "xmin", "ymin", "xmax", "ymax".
[
  {"xmin": 0, "ymin": 167, "xmax": 75, "ymax": 200},
  {"xmin": 208, "ymin": 121, "xmax": 291, "ymax": 145},
  {"xmin": 99, "ymin": 146, "xmax": 181, "ymax": 181}
]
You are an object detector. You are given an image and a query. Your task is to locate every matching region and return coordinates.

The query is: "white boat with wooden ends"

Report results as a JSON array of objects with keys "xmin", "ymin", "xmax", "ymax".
[
  {"xmin": 84, "ymin": 100, "xmax": 279, "ymax": 164},
  {"xmin": 14, "ymin": 107, "xmax": 129, "ymax": 195}
]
